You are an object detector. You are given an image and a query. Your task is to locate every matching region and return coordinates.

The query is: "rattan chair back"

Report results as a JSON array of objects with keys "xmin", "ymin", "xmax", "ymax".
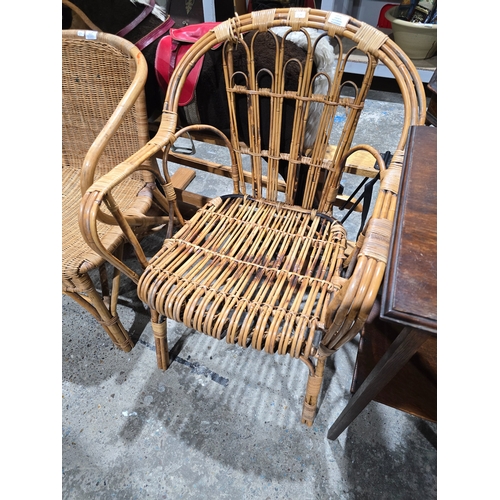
[{"xmin": 161, "ymin": 9, "xmax": 425, "ymax": 212}]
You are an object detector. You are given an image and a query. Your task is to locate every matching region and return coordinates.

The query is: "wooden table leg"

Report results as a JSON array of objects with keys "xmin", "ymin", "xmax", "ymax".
[{"xmin": 327, "ymin": 326, "xmax": 428, "ymax": 441}]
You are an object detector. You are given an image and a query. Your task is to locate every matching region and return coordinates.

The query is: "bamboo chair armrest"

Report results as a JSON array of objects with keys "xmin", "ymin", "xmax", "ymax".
[
  {"xmin": 82, "ymin": 111, "xmax": 178, "ymax": 196},
  {"xmin": 79, "ymin": 112, "xmax": 180, "ymax": 284},
  {"xmin": 339, "ymin": 144, "xmax": 387, "ymax": 176},
  {"xmin": 79, "ymin": 188, "xmax": 143, "ymax": 284},
  {"xmin": 319, "ymin": 150, "xmax": 404, "ymax": 354}
]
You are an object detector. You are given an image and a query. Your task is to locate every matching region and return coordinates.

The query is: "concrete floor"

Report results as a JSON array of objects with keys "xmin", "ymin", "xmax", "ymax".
[{"xmin": 62, "ymin": 90, "xmax": 437, "ymax": 499}]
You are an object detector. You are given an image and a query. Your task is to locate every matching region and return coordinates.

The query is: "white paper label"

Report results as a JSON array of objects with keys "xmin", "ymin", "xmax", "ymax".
[
  {"xmin": 328, "ymin": 12, "xmax": 349, "ymax": 27},
  {"xmin": 85, "ymin": 30, "xmax": 98, "ymax": 40}
]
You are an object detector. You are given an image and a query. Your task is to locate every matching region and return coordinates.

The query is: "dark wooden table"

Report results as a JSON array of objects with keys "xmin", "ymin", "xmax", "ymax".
[
  {"xmin": 327, "ymin": 125, "xmax": 437, "ymax": 441},
  {"xmin": 426, "ymin": 70, "xmax": 437, "ymax": 126}
]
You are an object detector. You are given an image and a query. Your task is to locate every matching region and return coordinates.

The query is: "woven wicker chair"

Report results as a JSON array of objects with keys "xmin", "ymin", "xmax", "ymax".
[
  {"xmin": 79, "ymin": 9, "xmax": 426, "ymax": 425},
  {"xmin": 62, "ymin": 30, "xmax": 171, "ymax": 352}
]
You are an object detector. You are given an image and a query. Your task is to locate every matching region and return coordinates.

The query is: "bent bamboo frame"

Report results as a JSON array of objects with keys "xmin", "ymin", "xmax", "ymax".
[{"xmin": 78, "ymin": 9, "xmax": 426, "ymax": 424}]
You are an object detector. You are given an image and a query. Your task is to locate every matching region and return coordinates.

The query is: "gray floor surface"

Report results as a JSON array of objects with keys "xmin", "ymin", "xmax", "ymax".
[{"xmin": 62, "ymin": 90, "xmax": 437, "ymax": 499}]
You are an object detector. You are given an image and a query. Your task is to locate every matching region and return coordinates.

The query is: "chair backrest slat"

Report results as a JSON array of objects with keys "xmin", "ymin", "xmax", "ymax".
[{"xmin": 162, "ymin": 9, "xmax": 426, "ymax": 214}]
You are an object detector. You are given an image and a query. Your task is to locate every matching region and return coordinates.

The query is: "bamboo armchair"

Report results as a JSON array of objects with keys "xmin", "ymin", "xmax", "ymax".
[
  {"xmin": 62, "ymin": 30, "xmax": 171, "ymax": 351},
  {"xmin": 79, "ymin": 9, "xmax": 426, "ymax": 425}
]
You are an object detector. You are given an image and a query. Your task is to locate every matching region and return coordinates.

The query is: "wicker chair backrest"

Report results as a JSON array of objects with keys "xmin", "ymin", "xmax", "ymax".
[{"xmin": 162, "ymin": 8, "xmax": 426, "ymax": 213}]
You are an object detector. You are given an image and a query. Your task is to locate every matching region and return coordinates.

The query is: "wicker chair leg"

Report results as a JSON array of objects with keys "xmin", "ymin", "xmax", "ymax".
[
  {"xmin": 86, "ymin": 286, "xmax": 134, "ymax": 352},
  {"xmin": 64, "ymin": 289, "xmax": 134, "ymax": 352},
  {"xmin": 151, "ymin": 311, "xmax": 169, "ymax": 370},
  {"xmin": 301, "ymin": 356, "xmax": 326, "ymax": 426}
]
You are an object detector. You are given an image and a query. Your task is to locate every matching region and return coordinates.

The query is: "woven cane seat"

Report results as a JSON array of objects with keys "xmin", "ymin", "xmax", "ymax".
[{"xmin": 139, "ymin": 195, "xmax": 347, "ymax": 357}]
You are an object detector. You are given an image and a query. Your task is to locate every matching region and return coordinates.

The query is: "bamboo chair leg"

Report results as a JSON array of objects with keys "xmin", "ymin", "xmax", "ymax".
[
  {"xmin": 109, "ymin": 243, "xmax": 124, "ymax": 317},
  {"xmin": 98, "ymin": 263, "xmax": 111, "ymax": 308},
  {"xmin": 64, "ymin": 287, "xmax": 134, "ymax": 352},
  {"xmin": 151, "ymin": 310, "xmax": 169, "ymax": 370},
  {"xmin": 301, "ymin": 356, "xmax": 326, "ymax": 426}
]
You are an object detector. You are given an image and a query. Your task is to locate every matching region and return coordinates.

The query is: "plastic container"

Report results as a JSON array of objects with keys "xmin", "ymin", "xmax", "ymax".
[{"xmin": 385, "ymin": 6, "xmax": 437, "ymax": 60}]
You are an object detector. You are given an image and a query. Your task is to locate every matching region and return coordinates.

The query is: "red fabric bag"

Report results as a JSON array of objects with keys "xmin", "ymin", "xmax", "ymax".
[{"xmin": 155, "ymin": 22, "xmax": 220, "ymax": 106}]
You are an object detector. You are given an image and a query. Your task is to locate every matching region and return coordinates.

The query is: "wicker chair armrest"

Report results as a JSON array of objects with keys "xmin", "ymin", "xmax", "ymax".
[
  {"xmin": 79, "ymin": 112, "xmax": 180, "ymax": 284},
  {"xmin": 320, "ymin": 150, "xmax": 404, "ymax": 354},
  {"xmin": 339, "ymin": 144, "xmax": 387, "ymax": 176},
  {"xmin": 85, "ymin": 111, "xmax": 179, "ymax": 195}
]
